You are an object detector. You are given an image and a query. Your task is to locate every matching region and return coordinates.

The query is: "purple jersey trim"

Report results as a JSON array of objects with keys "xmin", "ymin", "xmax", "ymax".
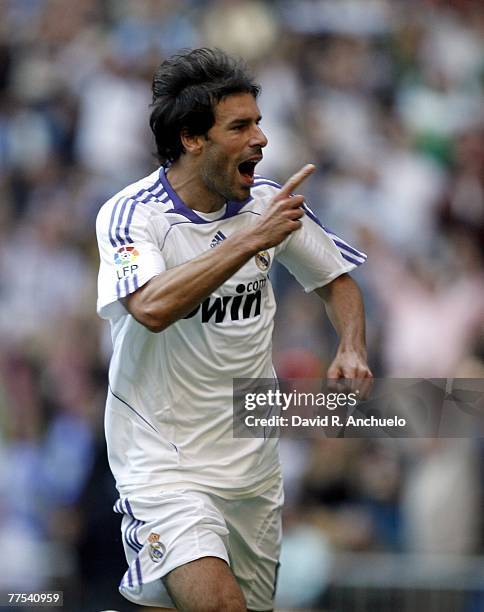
[
  {"xmin": 253, "ymin": 178, "xmax": 282, "ymax": 189},
  {"xmin": 108, "ymin": 386, "xmax": 159, "ymax": 434},
  {"xmin": 108, "ymin": 178, "xmax": 165, "ymax": 247},
  {"xmin": 301, "ymin": 203, "xmax": 367, "ymax": 265},
  {"xmin": 114, "ymin": 197, "xmax": 130, "ymax": 244},
  {"xmin": 341, "ymin": 252, "xmax": 364, "ymax": 266},
  {"xmin": 331, "ymin": 238, "xmax": 367, "ymax": 261},
  {"xmin": 159, "ymin": 166, "xmax": 252, "ymax": 224}
]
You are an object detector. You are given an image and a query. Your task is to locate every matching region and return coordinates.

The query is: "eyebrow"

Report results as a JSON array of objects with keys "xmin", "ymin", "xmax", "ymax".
[{"xmin": 227, "ymin": 115, "xmax": 262, "ymax": 127}]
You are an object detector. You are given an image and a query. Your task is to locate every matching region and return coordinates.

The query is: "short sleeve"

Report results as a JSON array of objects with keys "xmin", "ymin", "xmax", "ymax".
[
  {"xmin": 96, "ymin": 198, "xmax": 168, "ymax": 320},
  {"xmin": 275, "ymin": 202, "xmax": 367, "ymax": 292}
]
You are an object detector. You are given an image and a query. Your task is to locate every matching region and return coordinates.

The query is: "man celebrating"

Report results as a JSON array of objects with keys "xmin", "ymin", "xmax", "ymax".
[{"xmin": 96, "ymin": 48, "xmax": 371, "ymax": 611}]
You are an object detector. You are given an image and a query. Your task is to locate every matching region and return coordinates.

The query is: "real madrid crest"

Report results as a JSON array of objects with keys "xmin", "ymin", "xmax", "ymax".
[
  {"xmin": 255, "ymin": 250, "xmax": 270, "ymax": 271},
  {"xmin": 148, "ymin": 532, "xmax": 165, "ymax": 563}
]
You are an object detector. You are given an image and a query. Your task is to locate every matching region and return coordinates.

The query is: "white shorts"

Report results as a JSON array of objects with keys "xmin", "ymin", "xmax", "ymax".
[{"xmin": 115, "ymin": 477, "xmax": 283, "ymax": 611}]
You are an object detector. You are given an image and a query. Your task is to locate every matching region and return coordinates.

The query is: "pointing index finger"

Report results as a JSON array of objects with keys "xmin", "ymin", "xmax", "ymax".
[{"xmin": 279, "ymin": 164, "xmax": 316, "ymax": 197}]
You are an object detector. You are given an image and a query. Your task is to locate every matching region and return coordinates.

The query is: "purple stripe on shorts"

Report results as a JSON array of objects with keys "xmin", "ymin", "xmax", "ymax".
[
  {"xmin": 126, "ymin": 518, "xmax": 141, "ymax": 553},
  {"xmin": 129, "ymin": 519, "xmax": 143, "ymax": 552},
  {"xmin": 135, "ymin": 557, "xmax": 142, "ymax": 585},
  {"xmin": 125, "ymin": 499, "xmax": 134, "ymax": 517},
  {"xmin": 123, "ymin": 500, "xmax": 143, "ymax": 552},
  {"xmin": 133, "ymin": 520, "xmax": 144, "ymax": 550}
]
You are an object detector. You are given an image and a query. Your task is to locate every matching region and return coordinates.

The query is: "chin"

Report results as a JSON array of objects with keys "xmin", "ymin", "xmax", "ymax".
[{"xmin": 233, "ymin": 185, "xmax": 251, "ymax": 201}]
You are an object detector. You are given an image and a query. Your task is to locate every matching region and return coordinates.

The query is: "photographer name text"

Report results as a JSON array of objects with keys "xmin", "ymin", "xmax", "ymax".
[{"xmin": 244, "ymin": 414, "xmax": 407, "ymax": 428}]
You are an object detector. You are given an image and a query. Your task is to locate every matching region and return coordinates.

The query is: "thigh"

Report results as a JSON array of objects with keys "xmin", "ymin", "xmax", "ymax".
[
  {"xmin": 163, "ymin": 556, "xmax": 246, "ymax": 612},
  {"xmin": 223, "ymin": 478, "xmax": 284, "ymax": 611}
]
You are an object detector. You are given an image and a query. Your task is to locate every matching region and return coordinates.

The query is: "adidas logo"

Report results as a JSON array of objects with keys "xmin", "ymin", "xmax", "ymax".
[{"xmin": 210, "ymin": 231, "xmax": 226, "ymax": 248}]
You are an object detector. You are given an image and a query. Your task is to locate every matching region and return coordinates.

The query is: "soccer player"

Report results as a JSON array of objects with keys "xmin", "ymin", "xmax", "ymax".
[{"xmin": 96, "ymin": 48, "xmax": 372, "ymax": 611}]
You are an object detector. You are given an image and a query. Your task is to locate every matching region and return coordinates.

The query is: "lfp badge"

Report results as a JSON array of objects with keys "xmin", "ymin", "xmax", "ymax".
[
  {"xmin": 114, "ymin": 246, "xmax": 139, "ymax": 279},
  {"xmin": 114, "ymin": 245, "xmax": 139, "ymax": 266}
]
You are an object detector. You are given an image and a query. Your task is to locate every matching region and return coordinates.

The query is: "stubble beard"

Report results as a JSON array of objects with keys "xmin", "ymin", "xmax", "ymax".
[{"xmin": 201, "ymin": 150, "xmax": 248, "ymax": 204}]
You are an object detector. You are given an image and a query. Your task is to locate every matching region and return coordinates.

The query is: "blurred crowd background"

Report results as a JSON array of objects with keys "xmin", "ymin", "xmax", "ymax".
[{"xmin": 0, "ymin": 0, "xmax": 483, "ymax": 610}]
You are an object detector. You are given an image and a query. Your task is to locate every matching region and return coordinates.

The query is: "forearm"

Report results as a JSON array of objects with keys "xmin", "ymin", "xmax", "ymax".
[
  {"xmin": 315, "ymin": 273, "xmax": 367, "ymax": 356},
  {"xmin": 125, "ymin": 229, "xmax": 261, "ymax": 332},
  {"xmin": 124, "ymin": 164, "xmax": 315, "ymax": 333}
]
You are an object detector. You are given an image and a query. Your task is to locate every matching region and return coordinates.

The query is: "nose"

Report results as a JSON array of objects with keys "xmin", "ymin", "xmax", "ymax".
[{"xmin": 250, "ymin": 124, "xmax": 268, "ymax": 149}]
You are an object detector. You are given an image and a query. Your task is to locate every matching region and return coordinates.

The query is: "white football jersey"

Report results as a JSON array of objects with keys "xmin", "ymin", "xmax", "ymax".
[{"xmin": 96, "ymin": 167, "xmax": 366, "ymax": 499}]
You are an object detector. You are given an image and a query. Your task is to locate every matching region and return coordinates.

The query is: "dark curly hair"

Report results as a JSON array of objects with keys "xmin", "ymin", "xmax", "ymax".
[{"xmin": 149, "ymin": 48, "xmax": 260, "ymax": 164}]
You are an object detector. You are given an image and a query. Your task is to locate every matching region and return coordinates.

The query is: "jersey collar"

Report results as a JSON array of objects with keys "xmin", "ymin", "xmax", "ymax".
[{"xmin": 159, "ymin": 166, "xmax": 252, "ymax": 224}]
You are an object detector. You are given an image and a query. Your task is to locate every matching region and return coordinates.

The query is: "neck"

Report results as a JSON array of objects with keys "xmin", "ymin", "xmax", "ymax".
[{"xmin": 166, "ymin": 160, "xmax": 225, "ymax": 213}]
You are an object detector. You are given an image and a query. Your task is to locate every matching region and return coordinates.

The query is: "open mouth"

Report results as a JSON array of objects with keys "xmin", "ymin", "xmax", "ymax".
[{"xmin": 237, "ymin": 159, "xmax": 260, "ymax": 184}]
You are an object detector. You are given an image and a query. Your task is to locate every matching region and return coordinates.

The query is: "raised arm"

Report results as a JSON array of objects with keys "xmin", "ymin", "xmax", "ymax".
[
  {"xmin": 315, "ymin": 273, "xmax": 373, "ymax": 379},
  {"xmin": 124, "ymin": 164, "xmax": 315, "ymax": 332}
]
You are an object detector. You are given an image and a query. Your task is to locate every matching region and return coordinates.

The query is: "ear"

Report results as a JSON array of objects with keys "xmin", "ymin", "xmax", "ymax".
[{"xmin": 180, "ymin": 129, "xmax": 205, "ymax": 156}]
